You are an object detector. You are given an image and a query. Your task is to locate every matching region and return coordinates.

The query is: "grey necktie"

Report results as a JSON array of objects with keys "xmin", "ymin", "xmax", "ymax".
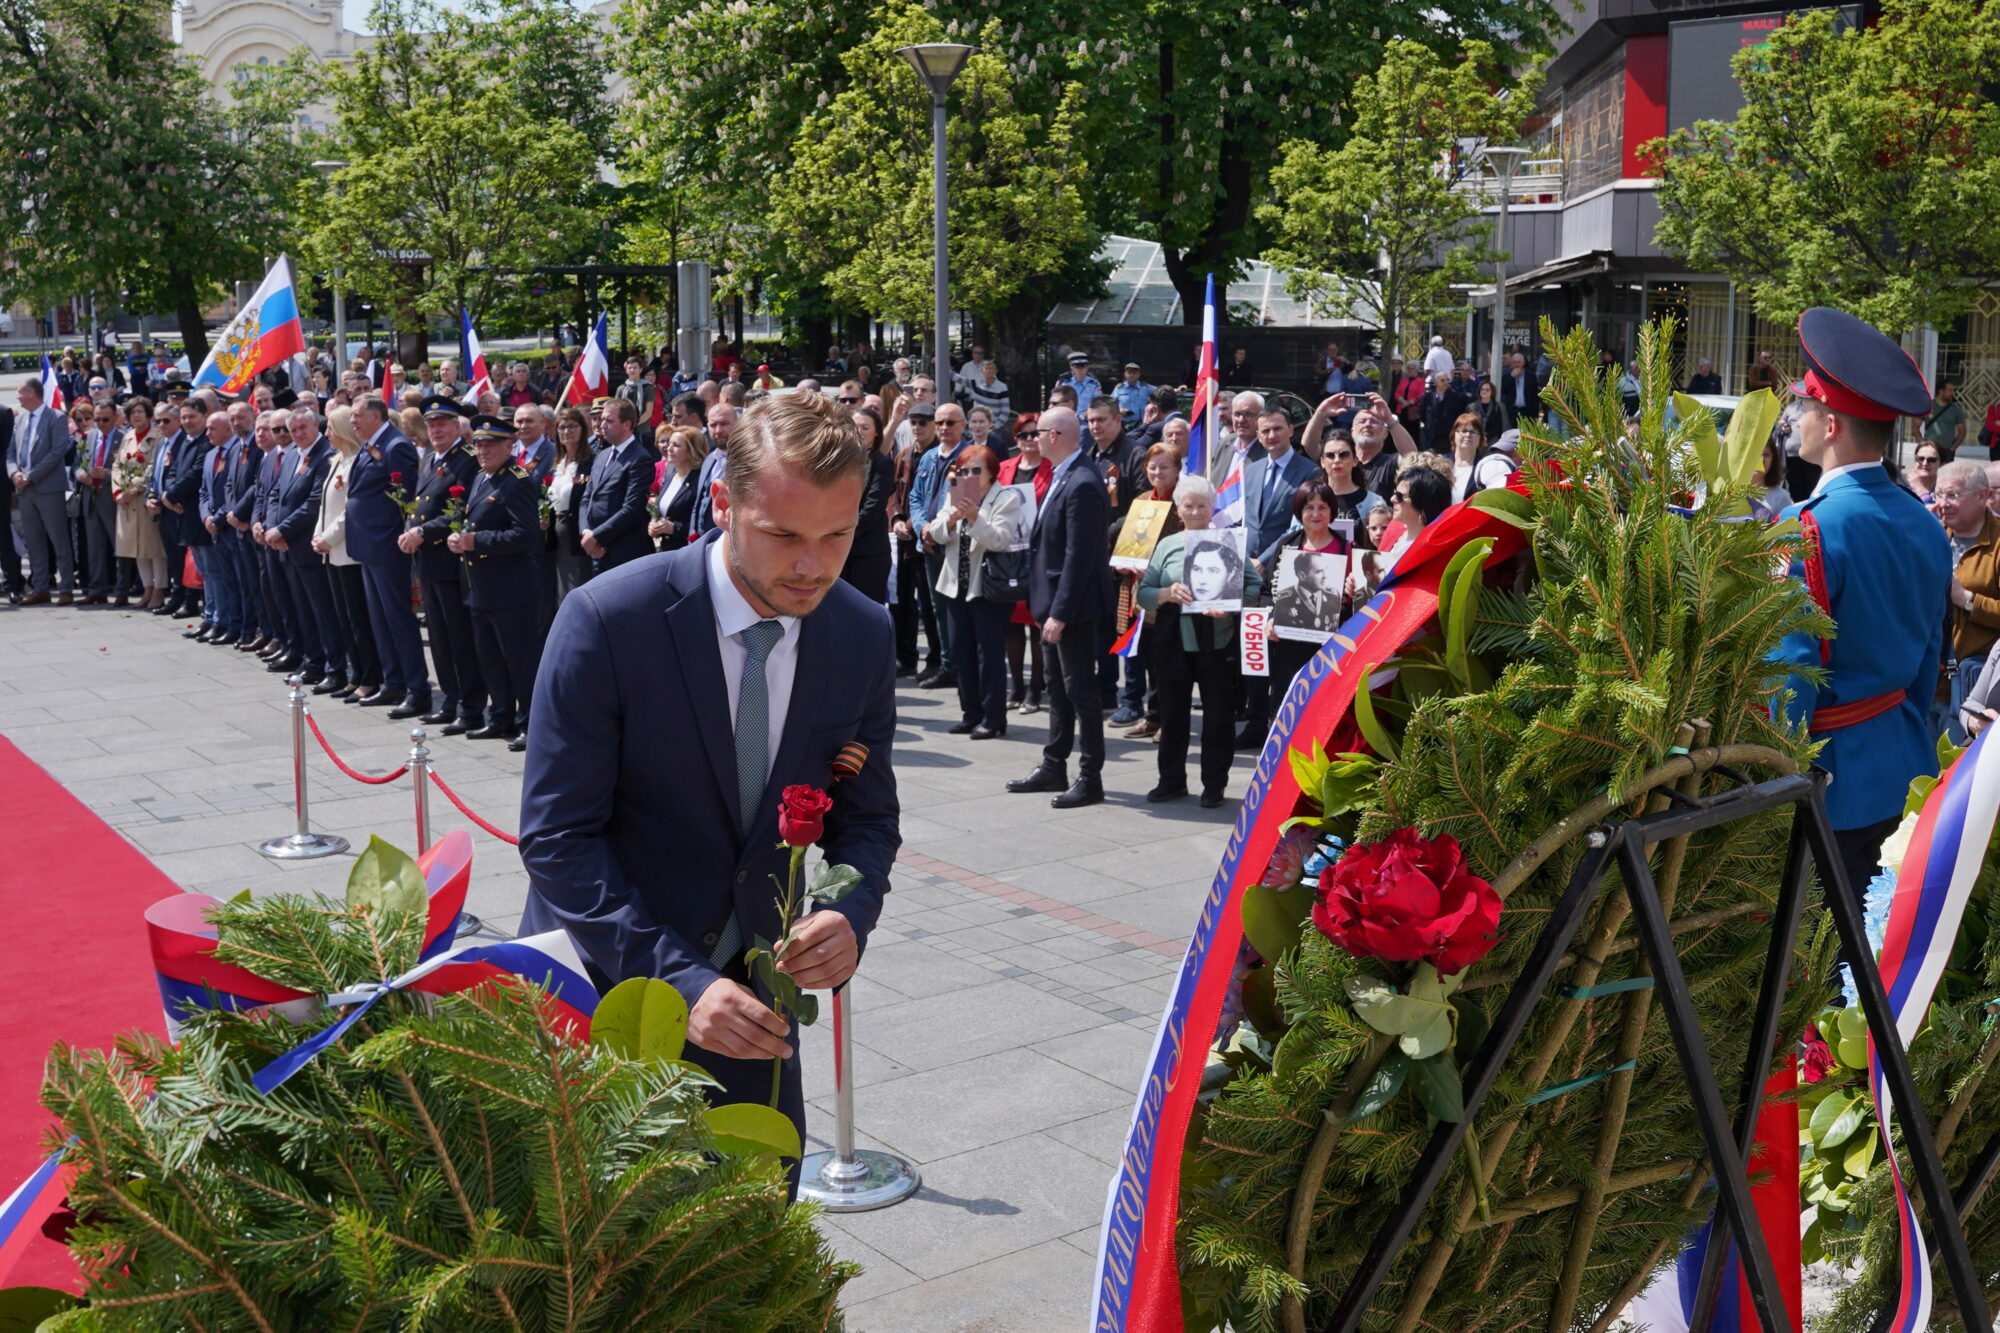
[{"xmin": 708, "ymin": 617, "xmax": 785, "ymax": 970}]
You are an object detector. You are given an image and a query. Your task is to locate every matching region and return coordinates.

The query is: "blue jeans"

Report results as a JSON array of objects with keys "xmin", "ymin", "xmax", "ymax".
[
  {"xmin": 1935, "ymin": 655, "xmax": 1987, "ymax": 745},
  {"xmin": 203, "ymin": 531, "xmax": 243, "ymax": 632}
]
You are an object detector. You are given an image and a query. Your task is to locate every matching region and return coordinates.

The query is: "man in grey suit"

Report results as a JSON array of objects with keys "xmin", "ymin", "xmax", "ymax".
[
  {"xmin": 77, "ymin": 399, "xmax": 124, "ymax": 603},
  {"xmin": 7, "ymin": 380, "xmax": 75, "ymax": 604}
]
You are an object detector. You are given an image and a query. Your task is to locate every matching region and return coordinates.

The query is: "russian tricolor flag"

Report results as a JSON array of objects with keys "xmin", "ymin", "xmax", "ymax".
[
  {"xmin": 1186, "ymin": 274, "xmax": 1219, "ymax": 478},
  {"xmin": 462, "ymin": 309, "xmax": 492, "ymax": 401},
  {"xmin": 39, "ymin": 353, "xmax": 64, "ymax": 412},
  {"xmin": 190, "ymin": 256, "xmax": 304, "ymax": 396}
]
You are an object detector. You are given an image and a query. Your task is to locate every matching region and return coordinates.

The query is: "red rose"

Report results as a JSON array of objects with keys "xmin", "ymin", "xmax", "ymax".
[
  {"xmin": 541, "ymin": 476, "xmax": 553, "ymax": 489},
  {"xmin": 778, "ymin": 784, "xmax": 834, "ymax": 847},
  {"xmin": 1802, "ymin": 1023, "xmax": 1833, "ymax": 1084},
  {"xmin": 390, "ymin": 471, "xmax": 405, "ymax": 484},
  {"xmin": 449, "ymin": 485, "xmax": 466, "ymax": 498},
  {"xmin": 1311, "ymin": 827, "xmax": 1501, "ymax": 975},
  {"xmin": 649, "ymin": 480, "xmax": 662, "ymax": 495}
]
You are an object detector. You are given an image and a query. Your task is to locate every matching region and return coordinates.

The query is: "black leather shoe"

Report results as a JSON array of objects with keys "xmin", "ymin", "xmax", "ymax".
[
  {"xmin": 266, "ymin": 654, "xmax": 303, "ymax": 673},
  {"xmin": 238, "ymin": 635, "xmax": 265, "ymax": 653},
  {"xmin": 357, "ymin": 688, "xmax": 404, "ymax": 708},
  {"xmin": 186, "ymin": 624, "xmax": 210, "ymax": 640},
  {"xmin": 420, "ymin": 706, "xmax": 456, "ymax": 726},
  {"xmin": 150, "ymin": 601, "xmax": 175, "ymax": 616},
  {"xmin": 947, "ymin": 720, "xmax": 979, "ymax": 735},
  {"xmin": 339, "ymin": 683, "xmax": 373, "ymax": 702},
  {"xmin": 466, "ymin": 724, "xmax": 519, "ymax": 741},
  {"xmin": 441, "ymin": 718, "xmax": 474, "ymax": 736},
  {"xmin": 298, "ymin": 668, "xmax": 326, "ymax": 686},
  {"xmin": 969, "ymin": 725, "xmax": 1006, "ymax": 740},
  {"xmin": 213, "ymin": 631, "xmax": 240, "ymax": 646},
  {"xmin": 312, "ymin": 672, "xmax": 349, "ymax": 695},
  {"xmin": 1147, "ymin": 783, "xmax": 1189, "ymax": 803},
  {"xmin": 1006, "ymin": 766, "xmax": 1068, "ymax": 794},
  {"xmin": 507, "ymin": 735, "xmax": 527, "ymax": 753},
  {"xmin": 1051, "ymin": 779, "xmax": 1105, "ymax": 810},
  {"xmin": 1200, "ymin": 791, "xmax": 1226, "ymax": 809},
  {"xmin": 921, "ymin": 671, "xmax": 958, "ymax": 689},
  {"xmin": 389, "ymin": 696, "xmax": 432, "ymax": 721}
]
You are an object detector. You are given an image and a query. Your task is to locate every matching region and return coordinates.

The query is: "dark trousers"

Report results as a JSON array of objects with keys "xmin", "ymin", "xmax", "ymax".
[
  {"xmin": 361, "ymin": 554, "xmax": 427, "ymax": 696},
  {"xmin": 1157, "ymin": 650, "xmax": 1239, "ymax": 798},
  {"xmin": 286, "ymin": 558, "xmax": 345, "ymax": 674},
  {"xmin": 471, "ymin": 602, "xmax": 542, "ymax": 730},
  {"xmin": 0, "ymin": 493, "xmax": 21, "ymax": 594},
  {"xmin": 692, "ymin": 1010, "xmax": 806, "ymax": 1198},
  {"xmin": 191, "ymin": 545, "xmax": 220, "ymax": 624},
  {"xmin": 329, "ymin": 563, "xmax": 381, "ymax": 687},
  {"xmin": 892, "ymin": 538, "xmax": 921, "ymax": 669},
  {"xmin": 422, "ymin": 576, "xmax": 484, "ymax": 719},
  {"xmin": 80, "ymin": 494, "xmax": 115, "ymax": 595},
  {"xmin": 918, "ymin": 547, "xmax": 950, "ymax": 672},
  {"xmin": 1241, "ymin": 673, "xmax": 1272, "ymax": 735},
  {"xmin": 160, "ymin": 531, "xmax": 186, "ymax": 605},
  {"xmin": 206, "ymin": 529, "xmax": 245, "ymax": 632},
  {"xmin": 225, "ymin": 529, "xmax": 262, "ymax": 637},
  {"xmin": 1832, "ymin": 816, "xmax": 1900, "ymax": 914},
  {"xmin": 260, "ymin": 544, "xmax": 296, "ymax": 647},
  {"xmin": 948, "ymin": 596, "xmax": 1010, "ymax": 729},
  {"xmin": 1041, "ymin": 621, "xmax": 1104, "ymax": 781},
  {"xmin": 1006, "ymin": 622, "xmax": 1045, "ymax": 701}
]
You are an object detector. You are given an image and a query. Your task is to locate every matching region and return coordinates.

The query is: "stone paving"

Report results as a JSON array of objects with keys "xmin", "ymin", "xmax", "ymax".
[{"xmin": 0, "ymin": 595, "xmax": 1253, "ymax": 1331}]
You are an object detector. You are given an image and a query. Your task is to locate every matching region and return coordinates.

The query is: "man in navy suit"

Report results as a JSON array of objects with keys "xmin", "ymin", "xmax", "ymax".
[
  {"xmin": 266, "ymin": 406, "xmax": 345, "ymax": 690},
  {"xmin": 346, "ymin": 396, "xmax": 429, "ymax": 712},
  {"xmin": 248, "ymin": 412, "xmax": 301, "ymax": 670},
  {"xmin": 145, "ymin": 403, "xmax": 190, "ymax": 615},
  {"xmin": 1004, "ymin": 405, "xmax": 1116, "ymax": 808},
  {"xmin": 1237, "ymin": 408, "xmax": 1318, "ymax": 748},
  {"xmin": 519, "ymin": 390, "xmax": 898, "ymax": 1166},
  {"xmin": 196, "ymin": 411, "xmax": 246, "ymax": 643},
  {"xmin": 172, "ymin": 405, "xmax": 216, "ymax": 635},
  {"xmin": 576, "ymin": 398, "xmax": 653, "ymax": 575}
]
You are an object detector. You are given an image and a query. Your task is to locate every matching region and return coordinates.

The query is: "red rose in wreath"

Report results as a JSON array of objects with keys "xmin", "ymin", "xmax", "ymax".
[
  {"xmin": 778, "ymin": 784, "xmax": 834, "ymax": 847},
  {"xmin": 1311, "ymin": 827, "xmax": 1501, "ymax": 975}
]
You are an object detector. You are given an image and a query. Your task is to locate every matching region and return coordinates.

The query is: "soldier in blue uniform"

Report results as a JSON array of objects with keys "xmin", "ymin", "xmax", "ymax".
[
  {"xmin": 1772, "ymin": 306, "xmax": 1952, "ymax": 899},
  {"xmin": 401, "ymin": 396, "xmax": 486, "ymax": 735},
  {"xmin": 449, "ymin": 415, "xmax": 544, "ymax": 753}
]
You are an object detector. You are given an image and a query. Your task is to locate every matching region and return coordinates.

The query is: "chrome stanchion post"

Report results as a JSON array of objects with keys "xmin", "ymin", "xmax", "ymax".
[
  {"xmin": 259, "ymin": 674, "xmax": 350, "ymax": 860},
  {"xmin": 797, "ymin": 985, "xmax": 920, "ymax": 1211},
  {"xmin": 408, "ymin": 726, "xmax": 432, "ymax": 853}
]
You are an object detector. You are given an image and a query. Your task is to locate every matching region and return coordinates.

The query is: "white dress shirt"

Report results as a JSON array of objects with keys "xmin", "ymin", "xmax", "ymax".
[
  {"xmin": 707, "ymin": 535, "xmax": 801, "ymax": 784},
  {"xmin": 1809, "ymin": 458, "xmax": 1884, "ymax": 498}
]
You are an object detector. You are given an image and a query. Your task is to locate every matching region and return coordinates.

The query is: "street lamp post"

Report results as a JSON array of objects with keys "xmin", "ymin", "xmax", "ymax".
[
  {"xmin": 1483, "ymin": 147, "xmax": 1528, "ymax": 389},
  {"xmin": 896, "ymin": 43, "xmax": 974, "ymax": 393},
  {"xmin": 312, "ymin": 159, "xmax": 350, "ymax": 366}
]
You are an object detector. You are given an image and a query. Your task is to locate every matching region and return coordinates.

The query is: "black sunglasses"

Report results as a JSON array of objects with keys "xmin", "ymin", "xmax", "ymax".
[
  {"xmin": 1393, "ymin": 490, "xmax": 1412, "ymax": 502},
  {"xmin": 837, "ymin": 396, "xmax": 860, "ymax": 404},
  {"xmin": 1017, "ymin": 429, "xmax": 1042, "ymax": 438}
]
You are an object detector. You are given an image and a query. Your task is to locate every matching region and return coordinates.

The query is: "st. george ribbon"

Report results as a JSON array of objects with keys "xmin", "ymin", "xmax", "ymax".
[{"xmin": 1091, "ymin": 492, "xmax": 1530, "ymax": 1332}]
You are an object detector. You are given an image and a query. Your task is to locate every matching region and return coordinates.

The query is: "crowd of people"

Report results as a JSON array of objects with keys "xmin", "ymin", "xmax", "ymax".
[{"xmin": 10, "ymin": 327, "xmax": 1998, "ymax": 813}]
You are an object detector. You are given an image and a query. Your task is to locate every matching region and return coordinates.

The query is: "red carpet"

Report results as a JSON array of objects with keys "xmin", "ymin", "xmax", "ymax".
[{"xmin": 0, "ymin": 735, "xmax": 176, "ymax": 1290}]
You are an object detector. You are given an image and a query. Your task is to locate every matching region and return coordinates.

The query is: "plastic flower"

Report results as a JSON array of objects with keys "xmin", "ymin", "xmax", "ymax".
[
  {"xmin": 1262, "ymin": 826, "xmax": 1318, "ymax": 890},
  {"xmin": 1877, "ymin": 811, "xmax": 1920, "ymax": 879},
  {"xmin": 1312, "ymin": 828, "xmax": 1501, "ymax": 975}
]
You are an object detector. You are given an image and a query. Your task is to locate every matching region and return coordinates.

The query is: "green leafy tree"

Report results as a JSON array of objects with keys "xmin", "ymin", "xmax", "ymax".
[
  {"xmin": 766, "ymin": 3, "xmax": 1101, "ymax": 380},
  {"xmin": 0, "ymin": 0, "xmax": 314, "ymax": 362},
  {"xmin": 1648, "ymin": 0, "xmax": 2000, "ymax": 333},
  {"xmin": 302, "ymin": 0, "xmax": 600, "ymax": 331},
  {"xmin": 1261, "ymin": 40, "xmax": 1541, "ymax": 355}
]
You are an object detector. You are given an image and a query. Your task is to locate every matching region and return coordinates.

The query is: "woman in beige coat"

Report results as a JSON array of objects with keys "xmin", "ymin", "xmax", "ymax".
[{"xmin": 113, "ymin": 398, "xmax": 166, "ymax": 607}]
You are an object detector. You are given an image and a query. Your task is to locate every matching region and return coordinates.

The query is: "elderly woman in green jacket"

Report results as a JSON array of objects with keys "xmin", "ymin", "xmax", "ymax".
[{"xmin": 1136, "ymin": 474, "xmax": 1263, "ymax": 808}]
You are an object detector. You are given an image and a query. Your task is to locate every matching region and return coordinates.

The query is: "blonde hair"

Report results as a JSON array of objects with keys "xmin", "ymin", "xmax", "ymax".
[
  {"xmin": 399, "ymin": 406, "xmax": 425, "ymax": 439},
  {"xmin": 1399, "ymin": 450, "xmax": 1453, "ymax": 481},
  {"xmin": 723, "ymin": 392, "xmax": 867, "ymax": 502},
  {"xmin": 327, "ymin": 405, "xmax": 362, "ymax": 453},
  {"xmin": 664, "ymin": 425, "xmax": 709, "ymax": 464}
]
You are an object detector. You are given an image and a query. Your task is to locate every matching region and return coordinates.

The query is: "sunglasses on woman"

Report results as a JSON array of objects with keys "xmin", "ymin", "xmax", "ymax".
[
  {"xmin": 1393, "ymin": 490, "xmax": 1412, "ymax": 503},
  {"xmin": 1017, "ymin": 429, "xmax": 1042, "ymax": 438}
]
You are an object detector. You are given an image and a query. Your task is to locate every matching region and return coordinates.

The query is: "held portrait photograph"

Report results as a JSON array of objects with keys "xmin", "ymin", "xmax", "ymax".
[{"xmin": 1181, "ymin": 528, "xmax": 1246, "ymax": 613}]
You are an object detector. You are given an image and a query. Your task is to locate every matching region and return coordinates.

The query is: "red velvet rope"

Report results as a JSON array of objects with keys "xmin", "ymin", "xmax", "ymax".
[
  {"xmin": 303, "ymin": 711, "xmax": 411, "ymax": 786},
  {"xmin": 427, "ymin": 769, "xmax": 519, "ymax": 845}
]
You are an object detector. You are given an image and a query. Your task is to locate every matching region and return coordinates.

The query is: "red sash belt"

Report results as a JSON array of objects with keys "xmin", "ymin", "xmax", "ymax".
[{"xmin": 1810, "ymin": 690, "xmax": 1903, "ymax": 733}]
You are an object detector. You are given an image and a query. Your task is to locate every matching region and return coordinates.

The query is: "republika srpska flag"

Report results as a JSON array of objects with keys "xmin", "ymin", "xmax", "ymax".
[
  {"xmin": 1185, "ymin": 273, "xmax": 1220, "ymax": 478},
  {"xmin": 561, "ymin": 313, "xmax": 610, "ymax": 407},
  {"xmin": 462, "ymin": 308, "xmax": 493, "ymax": 401},
  {"xmin": 38, "ymin": 354, "xmax": 63, "ymax": 412},
  {"xmin": 190, "ymin": 256, "xmax": 305, "ymax": 396}
]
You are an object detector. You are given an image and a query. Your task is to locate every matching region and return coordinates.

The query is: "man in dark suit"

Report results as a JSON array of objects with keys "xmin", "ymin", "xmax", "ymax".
[
  {"xmin": 76, "ymin": 400, "xmax": 123, "ymax": 604},
  {"xmin": 1004, "ymin": 405, "xmax": 1115, "ymax": 809},
  {"xmin": 1238, "ymin": 409, "xmax": 1319, "ymax": 747},
  {"xmin": 0, "ymin": 404, "xmax": 19, "ymax": 603},
  {"xmin": 346, "ymin": 396, "xmax": 429, "ymax": 712},
  {"xmin": 145, "ymin": 403, "xmax": 189, "ymax": 615},
  {"xmin": 403, "ymin": 399, "xmax": 486, "ymax": 734},
  {"xmin": 519, "ymin": 391, "xmax": 898, "ymax": 1168},
  {"xmin": 577, "ymin": 397, "xmax": 653, "ymax": 575},
  {"xmin": 1503, "ymin": 352, "xmax": 1544, "ymax": 428},
  {"xmin": 267, "ymin": 406, "xmax": 345, "ymax": 692},
  {"xmin": 196, "ymin": 411, "xmax": 246, "ymax": 642},
  {"xmin": 168, "ymin": 403, "xmax": 214, "ymax": 634},
  {"xmin": 247, "ymin": 412, "xmax": 300, "ymax": 669},
  {"xmin": 1419, "ymin": 372, "xmax": 1468, "ymax": 452}
]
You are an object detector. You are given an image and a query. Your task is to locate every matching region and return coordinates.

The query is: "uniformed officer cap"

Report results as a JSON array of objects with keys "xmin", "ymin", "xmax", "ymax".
[
  {"xmin": 1791, "ymin": 306, "xmax": 1932, "ymax": 422},
  {"xmin": 273, "ymin": 388, "xmax": 298, "ymax": 410},
  {"xmin": 164, "ymin": 381, "xmax": 191, "ymax": 398},
  {"xmin": 470, "ymin": 413, "xmax": 515, "ymax": 442},
  {"xmin": 422, "ymin": 393, "xmax": 469, "ymax": 421},
  {"xmin": 1067, "ymin": 351, "xmax": 1090, "ymax": 365}
]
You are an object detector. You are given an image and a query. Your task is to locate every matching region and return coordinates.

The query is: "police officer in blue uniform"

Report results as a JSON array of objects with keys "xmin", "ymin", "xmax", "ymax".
[
  {"xmin": 449, "ymin": 415, "xmax": 543, "ymax": 752},
  {"xmin": 402, "ymin": 396, "xmax": 486, "ymax": 734},
  {"xmin": 1773, "ymin": 306, "xmax": 1952, "ymax": 899}
]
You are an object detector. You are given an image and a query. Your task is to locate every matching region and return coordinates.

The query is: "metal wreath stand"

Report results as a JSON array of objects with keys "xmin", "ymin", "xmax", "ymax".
[{"xmin": 1286, "ymin": 726, "xmax": 1987, "ymax": 1333}]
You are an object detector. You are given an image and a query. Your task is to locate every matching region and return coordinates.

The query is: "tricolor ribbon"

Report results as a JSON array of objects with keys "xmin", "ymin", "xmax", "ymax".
[
  {"xmin": 251, "ymin": 930, "xmax": 598, "ymax": 1094},
  {"xmin": 1867, "ymin": 728, "xmax": 2000, "ymax": 1333},
  {"xmin": 0, "ymin": 1147, "xmax": 72, "ymax": 1289}
]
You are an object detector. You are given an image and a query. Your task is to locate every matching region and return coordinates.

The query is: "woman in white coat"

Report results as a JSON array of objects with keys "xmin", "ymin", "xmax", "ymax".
[{"xmin": 924, "ymin": 443, "xmax": 1026, "ymax": 739}]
